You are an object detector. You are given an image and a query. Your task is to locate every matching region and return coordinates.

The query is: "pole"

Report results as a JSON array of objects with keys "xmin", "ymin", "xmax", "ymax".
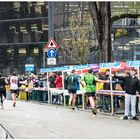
[
  {"xmin": 62, "ymin": 70, "xmax": 65, "ymax": 91},
  {"xmin": 137, "ymin": 66, "xmax": 140, "ymax": 79},
  {"xmin": 43, "ymin": 47, "xmax": 45, "ymax": 68},
  {"xmin": 62, "ymin": 70, "xmax": 66, "ymax": 108},
  {"xmin": 47, "ymin": 72, "xmax": 50, "ymax": 104},
  {"xmin": 110, "ymin": 68, "xmax": 114, "ymax": 115},
  {"xmin": 80, "ymin": 69, "xmax": 85, "ymax": 111},
  {"xmin": 48, "ymin": 2, "xmax": 54, "ymax": 40},
  {"xmin": 62, "ymin": 70, "xmax": 69, "ymax": 108}
]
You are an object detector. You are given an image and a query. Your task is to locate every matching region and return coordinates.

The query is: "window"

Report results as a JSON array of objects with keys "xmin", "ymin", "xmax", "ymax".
[
  {"xmin": 34, "ymin": 47, "xmax": 39, "ymax": 55},
  {"xmin": 19, "ymin": 48, "xmax": 26, "ymax": 56},
  {"xmin": 7, "ymin": 48, "xmax": 14, "ymax": 54}
]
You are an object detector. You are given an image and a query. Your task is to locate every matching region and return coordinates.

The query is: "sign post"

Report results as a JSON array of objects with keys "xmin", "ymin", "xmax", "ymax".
[{"xmin": 44, "ymin": 37, "xmax": 58, "ymax": 66}]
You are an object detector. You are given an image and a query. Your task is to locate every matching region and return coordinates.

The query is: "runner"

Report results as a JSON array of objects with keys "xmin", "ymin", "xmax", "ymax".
[
  {"xmin": 80, "ymin": 69, "xmax": 109, "ymax": 116},
  {"xmin": 0, "ymin": 74, "xmax": 8, "ymax": 109},
  {"xmin": 67, "ymin": 70, "xmax": 79, "ymax": 110},
  {"xmin": 10, "ymin": 73, "xmax": 19, "ymax": 107}
]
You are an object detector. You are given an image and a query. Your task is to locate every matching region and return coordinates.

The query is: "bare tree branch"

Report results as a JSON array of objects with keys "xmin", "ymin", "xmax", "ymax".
[
  {"xmin": 88, "ymin": 2, "xmax": 99, "ymax": 34},
  {"xmin": 62, "ymin": 48, "xmax": 80, "ymax": 64}
]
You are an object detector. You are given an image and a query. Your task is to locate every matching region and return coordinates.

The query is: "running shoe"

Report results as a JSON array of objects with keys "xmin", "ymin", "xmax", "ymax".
[
  {"xmin": 92, "ymin": 108, "xmax": 96, "ymax": 116},
  {"xmin": 1, "ymin": 103, "xmax": 3, "ymax": 109},
  {"xmin": 13, "ymin": 102, "xmax": 16, "ymax": 107},
  {"xmin": 120, "ymin": 116, "xmax": 128, "ymax": 120}
]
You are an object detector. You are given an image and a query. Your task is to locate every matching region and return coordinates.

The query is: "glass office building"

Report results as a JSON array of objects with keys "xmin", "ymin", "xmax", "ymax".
[
  {"xmin": 0, "ymin": 2, "xmax": 48, "ymax": 75},
  {"xmin": 111, "ymin": 2, "xmax": 140, "ymax": 61},
  {"xmin": 53, "ymin": 2, "xmax": 95, "ymax": 65},
  {"xmin": 0, "ymin": 2, "xmax": 140, "ymax": 74},
  {"xmin": 53, "ymin": 2, "xmax": 140, "ymax": 64}
]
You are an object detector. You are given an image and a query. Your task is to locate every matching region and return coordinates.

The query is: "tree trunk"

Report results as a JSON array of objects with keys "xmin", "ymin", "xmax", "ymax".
[
  {"xmin": 89, "ymin": 2, "xmax": 140, "ymax": 63},
  {"xmin": 89, "ymin": 2, "xmax": 112, "ymax": 63},
  {"xmin": 101, "ymin": 2, "xmax": 112, "ymax": 62}
]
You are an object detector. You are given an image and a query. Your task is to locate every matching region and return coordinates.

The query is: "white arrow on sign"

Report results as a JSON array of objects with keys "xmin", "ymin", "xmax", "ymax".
[{"xmin": 50, "ymin": 50, "xmax": 54, "ymax": 57}]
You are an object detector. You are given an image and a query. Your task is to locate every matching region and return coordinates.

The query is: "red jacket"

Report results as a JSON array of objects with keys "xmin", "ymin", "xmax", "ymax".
[{"xmin": 55, "ymin": 76, "xmax": 63, "ymax": 88}]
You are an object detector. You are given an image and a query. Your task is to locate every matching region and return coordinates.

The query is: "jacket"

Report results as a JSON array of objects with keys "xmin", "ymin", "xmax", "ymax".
[
  {"xmin": 114, "ymin": 75, "xmax": 140, "ymax": 95},
  {"xmin": 55, "ymin": 76, "xmax": 63, "ymax": 88},
  {"xmin": 102, "ymin": 75, "xmax": 116, "ymax": 90},
  {"xmin": 0, "ymin": 78, "xmax": 6, "ymax": 91}
]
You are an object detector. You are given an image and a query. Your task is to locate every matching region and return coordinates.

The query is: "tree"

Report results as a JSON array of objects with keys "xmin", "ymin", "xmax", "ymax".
[
  {"xmin": 59, "ymin": 11, "xmax": 95, "ymax": 64},
  {"xmin": 89, "ymin": 2, "xmax": 140, "ymax": 62}
]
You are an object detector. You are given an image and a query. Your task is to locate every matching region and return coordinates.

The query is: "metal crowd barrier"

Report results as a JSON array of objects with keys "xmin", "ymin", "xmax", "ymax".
[
  {"xmin": 29, "ymin": 87, "xmax": 140, "ymax": 116},
  {"xmin": 30, "ymin": 88, "xmax": 129, "ymax": 114}
]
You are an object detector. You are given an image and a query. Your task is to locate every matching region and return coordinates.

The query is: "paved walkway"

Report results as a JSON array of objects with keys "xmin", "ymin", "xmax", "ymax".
[{"xmin": 0, "ymin": 100, "xmax": 140, "ymax": 139}]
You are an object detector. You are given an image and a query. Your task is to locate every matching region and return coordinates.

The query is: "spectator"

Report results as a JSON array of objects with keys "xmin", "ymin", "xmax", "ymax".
[
  {"xmin": 102, "ymin": 69, "xmax": 116, "ymax": 111},
  {"xmin": 54, "ymin": 72, "xmax": 63, "ymax": 104},
  {"xmin": 114, "ymin": 70, "xmax": 140, "ymax": 120},
  {"xmin": 95, "ymin": 72, "xmax": 104, "ymax": 112},
  {"xmin": 64, "ymin": 72, "xmax": 68, "ymax": 90},
  {"xmin": 55, "ymin": 72, "xmax": 63, "ymax": 89},
  {"xmin": 49, "ymin": 73, "xmax": 56, "ymax": 103},
  {"xmin": 49, "ymin": 73, "xmax": 56, "ymax": 88},
  {"xmin": 25, "ymin": 78, "xmax": 33, "ymax": 101}
]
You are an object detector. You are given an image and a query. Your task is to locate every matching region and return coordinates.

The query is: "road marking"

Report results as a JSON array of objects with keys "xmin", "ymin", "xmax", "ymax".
[{"xmin": 0, "ymin": 123, "xmax": 14, "ymax": 139}]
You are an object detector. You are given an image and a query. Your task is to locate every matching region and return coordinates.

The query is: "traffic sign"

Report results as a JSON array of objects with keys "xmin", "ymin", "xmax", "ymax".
[
  {"xmin": 47, "ymin": 58, "xmax": 56, "ymax": 65},
  {"xmin": 25, "ymin": 64, "xmax": 34, "ymax": 72},
  {"xmin": 47, "ymin": 49, "xmax": 57, "ymax": 58},
  {"xmin": 45, "ymin": 38, "xmax": 58, "ymax": 49}
]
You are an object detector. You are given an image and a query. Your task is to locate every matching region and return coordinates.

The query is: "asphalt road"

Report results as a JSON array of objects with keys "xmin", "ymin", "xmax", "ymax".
[{"xmin": 0, "ymin": 100, "xmax": 140, "ymax": 139}]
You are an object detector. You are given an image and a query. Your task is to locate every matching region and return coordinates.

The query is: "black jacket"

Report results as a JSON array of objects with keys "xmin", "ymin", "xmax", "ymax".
[
  {"xmin": 102, "ymin": 75, "xmax": 116, "ymax": 90},
  {"xmin": 49, "ymin": 76, "xmax": 56, "ymax": 88},
  {"xmin": 114, "ymin": 75, "xmax": 140, "ymax": 95},
  {"xmin": 0, "ymin": 78, "xmax": 6, "ymax": 91}
]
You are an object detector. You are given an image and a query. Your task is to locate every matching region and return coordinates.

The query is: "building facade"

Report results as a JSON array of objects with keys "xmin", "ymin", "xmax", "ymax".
[
  {"xmin": 0, "ymin": 2, "xmax": 140, "ymax": 75},
  {"xmin": 53, "ymin": 2, "xmax": 140, "ymax": 63},
  {"xmin": 0, "ymin": 2, "xmax": 48, "ymax": 75}
]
